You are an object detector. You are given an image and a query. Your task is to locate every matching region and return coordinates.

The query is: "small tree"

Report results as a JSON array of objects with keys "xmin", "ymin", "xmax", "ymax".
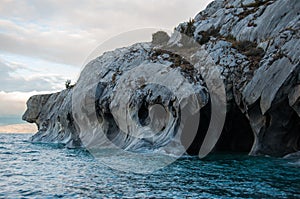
[
  {"xmin": 65, "ymin": 79, "xmax": 71, "ymax": 89},
  {"xmin": 185, "ymin": 18, "xmax": 195, "ymax": 37},
  {"xmin": 152, "ymin": 31, "xmax": 170, "ymax": 45}
]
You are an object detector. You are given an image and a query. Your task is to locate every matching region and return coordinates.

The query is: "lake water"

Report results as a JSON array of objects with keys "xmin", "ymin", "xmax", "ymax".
[{"xmin": 0, "ymin": 133, "xmax": 299, "ymax": 198}]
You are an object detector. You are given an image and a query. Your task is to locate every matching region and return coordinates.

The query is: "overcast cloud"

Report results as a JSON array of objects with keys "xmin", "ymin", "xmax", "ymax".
[
  {"xmin": 0, "ymin": 0, "xmax": 213, "ymax": 120},
  {"xmin": 0, "ymin": 0, "xmax": 212, "ymax": 66},
  {"xmin": 0, "ymin": 58, "xmax": 65, "ymax": 92}
]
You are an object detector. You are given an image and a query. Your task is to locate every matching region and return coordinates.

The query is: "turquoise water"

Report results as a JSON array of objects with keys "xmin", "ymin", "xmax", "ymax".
[{"xmin": 0, "ymin": 133, "xmax": 299, "ymax": 198}]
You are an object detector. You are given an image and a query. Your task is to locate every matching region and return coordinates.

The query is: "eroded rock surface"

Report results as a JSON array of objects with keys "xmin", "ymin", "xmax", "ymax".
[
  {"xmin": 23, "ymin": 0, "xmax": 300, "ymax": 157},
  {"xmin": 23, "ymin": 90, "xmax": 81, "ymax": 148},
  {"xmin": 176, "ymin": 0, "xmax": 300, "ymax": 156}
]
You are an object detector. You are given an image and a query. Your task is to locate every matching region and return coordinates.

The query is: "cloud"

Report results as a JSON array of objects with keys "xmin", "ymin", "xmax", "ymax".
[
  {"xmin": 0, "ymin": 94, "xmax": 25, "ymax": 116},
  {"xmin": 0, "ymin": 0, "xmax": 213, "ymax": 66},
  {"xmin": 0, "ymin": 91, "xmax": 50, "ymax": 117},
  {"xmin": 0, "ymin": 0, "xmax": 214, "ymax": 121},
  {"xmin": 0, "ymin": 58, "xmax": 65, "ymax": 92},
  {"xmin": 0, "ymin": 19, "xmax": 95, "ymax": 66}
]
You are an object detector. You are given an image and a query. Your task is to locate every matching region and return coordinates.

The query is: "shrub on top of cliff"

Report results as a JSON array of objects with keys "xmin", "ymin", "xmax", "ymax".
[
  {"xmin": 65, "ymin": 80, "xmax": 75, "ymax": 89},
  {"xmin": 178, "ymin": 18, "xmax": 195, "ymax": 38},
  {"xmin": 152, "ymin": 31, "xmax": 170, "ymax": 46},
  {"xmin": 65, "ymin": 80, "xmax": 71, "ymax": 89},
  {"xmin": 185, "ymin": 18, "xmax": 195, "ymax": 37}
]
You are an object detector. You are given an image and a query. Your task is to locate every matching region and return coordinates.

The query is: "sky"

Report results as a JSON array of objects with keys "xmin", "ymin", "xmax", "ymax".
[{"xmin": 0, "ymin": 0, "xmax": 213, "ymax": 129}]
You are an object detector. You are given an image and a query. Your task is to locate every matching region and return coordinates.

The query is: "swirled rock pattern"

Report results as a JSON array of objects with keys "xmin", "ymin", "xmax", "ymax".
[{"xmin": 23, "ymin": 0, "xmax": 300, "ymax": 157}]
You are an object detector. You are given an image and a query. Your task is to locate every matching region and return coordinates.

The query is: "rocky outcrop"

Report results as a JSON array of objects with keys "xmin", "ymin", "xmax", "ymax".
[
  {"xmin": 176, "ymin": 0, "xmax": 300, "ymax": 156},
  {"xmin": 22, "ymin": 90, "xmax": 81, "ymax": 148},
  {"xmin": 23, "ymin": 0, "xmax": 300, "ymax": 157}
]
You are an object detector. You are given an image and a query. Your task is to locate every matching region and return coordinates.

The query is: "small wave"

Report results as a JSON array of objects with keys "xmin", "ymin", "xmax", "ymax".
[
  {"xmin": 288, "ymin": 159, "xmax": 300, "ymax": 167},
  {"xmin": 0, "ymin": 134, "xmax": 300, "ymax": 198},
  {"xmin": 0, "ymin": 151, "xmax": 14, "ymax": 155},
  {"xmin": 21, "ymin": 150, "xmax": 40, "ymax": 154},
  {"xmin": 31, "ymin": 142, "xmax": 66, "ymax": 149},
  {"xmin": 283, "ymin": 151, "xmax": 300, "ymax": 167},
  {"xmin": 18, "ymin": 190, "xmax": 43, "ymax": 197},
  {"xmin": 283, "ymin": 151, "xmax": 300, "ymax": 159}
]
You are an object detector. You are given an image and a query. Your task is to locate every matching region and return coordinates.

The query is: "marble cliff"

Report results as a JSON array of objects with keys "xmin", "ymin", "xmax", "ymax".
[{"xmin": 23, "ymin": 0, "xmax": 300, "ymax": 157}]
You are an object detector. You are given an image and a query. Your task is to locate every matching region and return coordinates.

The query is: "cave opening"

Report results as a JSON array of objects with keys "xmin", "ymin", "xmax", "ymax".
[
  {"xmin": 138, "ymin": 102, "xmax": 150, "ymax": 126},
  {"xmin": 213, "ymin": 101, "xmax": 254, "ymax": 153},
  {"xmin": 182, "ymin": 100, "xmax": 255, "ymax": 155}
]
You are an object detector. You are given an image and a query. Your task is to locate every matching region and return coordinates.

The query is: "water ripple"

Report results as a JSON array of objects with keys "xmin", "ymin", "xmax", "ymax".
[{"xmin": 0, "ymin": 134, "xmax": 299, "ymax": 198}]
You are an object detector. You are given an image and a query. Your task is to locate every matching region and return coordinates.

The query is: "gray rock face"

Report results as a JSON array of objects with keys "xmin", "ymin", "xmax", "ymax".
[
  {"xmin": 23, "ymin": 0, "xmax": 300, "ymax": 157},
  {"xmin": 22, "ymin": 90, "xmax": 81, "ymax": 148},
  {"xmin": 23, "ymin": 42, "xmax": 211, "ymax": 156},
  {"xmin": 185, "ymin": 0, "xmax": 300, "ymax": 156}
]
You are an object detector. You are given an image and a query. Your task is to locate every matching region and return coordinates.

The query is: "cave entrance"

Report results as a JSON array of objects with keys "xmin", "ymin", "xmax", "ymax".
[
  {"xmin": 182, "ymin": 100, "xmax": 254, "ymax": 155},
  {"xmin": 213, "ymin": 101, "xmax": 254, "ymax": 153}
]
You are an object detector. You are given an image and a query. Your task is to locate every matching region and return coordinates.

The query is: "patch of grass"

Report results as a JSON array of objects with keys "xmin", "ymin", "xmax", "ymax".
[
  {"xmin": 197, "ymin": 27, "xmax": 221, "ymax": 45},
  {"xmin": 224, "ymin": 34, "xmax": 236, "ymax": 43},
  {"xmin": 247, "ymin": 48, "xmax": 265, "ymax": 70},
  {"xmin": 244, "ymin": 47, "xmax": 264, "ymax": 57},
  {"xmin": 235, "ymin": 41, "xmax": 264, "ymax": 70},
  {"xmin": 223, "ymin": 35, "xmax": 265, "ymax": 70},
  {"xmin": 150, "ymin": 49, "xmax": 197, "ymax": 82},
  {"xmin": 237, "ymin": 8, "xmax": 256, "ymax": 20},
  {"xmin": 232, "ymin": 40, "xmax": 256, "ymax": 52},
  {"xmin": 242, "ymin": 0, "xmax": 267, "ymax": 8},
  {"xmin": 238, "ymin": 0, "xmax": 273, "ymax": 21}
]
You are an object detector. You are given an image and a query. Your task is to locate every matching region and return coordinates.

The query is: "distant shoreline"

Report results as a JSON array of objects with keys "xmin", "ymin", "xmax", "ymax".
[{"xmin": 0, "ymin": 123, "xmax": 37, "ymax": 134}]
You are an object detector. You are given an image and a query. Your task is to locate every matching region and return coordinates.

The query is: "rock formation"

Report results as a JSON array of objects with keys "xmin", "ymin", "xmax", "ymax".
[{"xmin": 23, "ymin": 0, "xmax": 300, "ymax": 157}]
